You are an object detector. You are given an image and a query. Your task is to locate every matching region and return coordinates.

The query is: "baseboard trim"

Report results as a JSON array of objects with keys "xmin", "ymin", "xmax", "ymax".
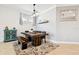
[{"xmin": 49, "ymin": 40, "xmax": 79, "ymax": 44}]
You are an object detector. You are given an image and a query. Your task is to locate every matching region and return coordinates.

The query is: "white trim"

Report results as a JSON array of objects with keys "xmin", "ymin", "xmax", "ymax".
[{"xmin": 49, "ymin": 40, "xmax": 79, "ymax": 44}]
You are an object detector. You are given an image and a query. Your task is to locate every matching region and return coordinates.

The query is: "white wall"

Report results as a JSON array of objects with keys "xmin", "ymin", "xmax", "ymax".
[
  {"xmin": 36, "ymin": 4, "xmax": 79, "ymax": 43},
  {"xmin": 36, "ymin": 5, "xmax": 56, "ymax": 41},
  {"xmin": 56, "ymin": 5, "xmax": 79, "ymax": 42},
  {"xmin": 0, "ymin": 5, "xmax": 32, "ymax": 42}
]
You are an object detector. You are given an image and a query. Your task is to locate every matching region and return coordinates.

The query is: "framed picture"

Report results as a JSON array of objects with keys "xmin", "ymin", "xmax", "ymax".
[{"xmin": 56, "ymin": 6, "xmax": 77, "ymax": 22}]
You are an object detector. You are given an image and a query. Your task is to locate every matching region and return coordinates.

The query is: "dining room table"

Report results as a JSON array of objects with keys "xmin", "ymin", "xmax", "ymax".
[{"xmin": 21, "ymin": 31, "xmax": 46, "ymax": 45}]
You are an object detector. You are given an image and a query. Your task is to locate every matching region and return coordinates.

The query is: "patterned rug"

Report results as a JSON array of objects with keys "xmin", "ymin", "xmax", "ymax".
[{"xmin": 13, "ymin": 41, "xmax": 59, "ymax": 55}]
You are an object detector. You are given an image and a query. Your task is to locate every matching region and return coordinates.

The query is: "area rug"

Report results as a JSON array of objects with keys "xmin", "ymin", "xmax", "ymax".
[{"xmin": 13, "ymin": 41, "xmax": 59, "ymax": 55}]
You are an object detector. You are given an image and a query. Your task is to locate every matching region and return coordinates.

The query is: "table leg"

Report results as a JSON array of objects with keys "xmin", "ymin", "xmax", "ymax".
[{"xmin": 44, "ymin": 36, "xmax": 46, "ymax": 43}]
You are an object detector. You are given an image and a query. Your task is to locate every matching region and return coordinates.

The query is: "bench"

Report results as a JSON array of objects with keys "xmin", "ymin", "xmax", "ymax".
[{"xmin": 18, "ymin": 36, "xmax": 28, "ymax": 50}]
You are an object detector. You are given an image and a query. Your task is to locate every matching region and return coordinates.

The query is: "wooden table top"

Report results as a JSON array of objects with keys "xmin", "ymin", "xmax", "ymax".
[{"xmin": 21, "ymin": 32, "xmax": 44, "ymax": 37}]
